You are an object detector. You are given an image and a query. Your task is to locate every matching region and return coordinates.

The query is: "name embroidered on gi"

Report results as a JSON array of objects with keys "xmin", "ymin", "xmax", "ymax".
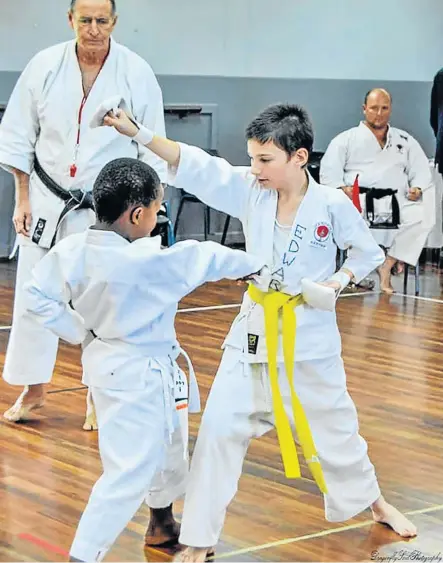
[{"xmin": 271, "ymin": 223, "xmax": 307, "ymax": 286}]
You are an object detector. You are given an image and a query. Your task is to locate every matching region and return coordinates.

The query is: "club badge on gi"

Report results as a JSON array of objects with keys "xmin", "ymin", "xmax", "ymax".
[
  {"xmin": 32, "ymin": 218, "xmax": 47, "ymax": 244},
  {"xmin": 310, "ymin": 222, "xmax": 332, "ymax": 249},
  {"xmin": 247, "ymin": 334, "xmax": 259, "ymax": 355}
]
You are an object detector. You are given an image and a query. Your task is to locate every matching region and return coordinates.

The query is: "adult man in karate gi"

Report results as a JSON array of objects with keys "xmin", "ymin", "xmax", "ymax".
[
  {"xmin": 320, "ymin": 88, "xmax": 434, "ymax": 293},
  {"xmin": 0, "ymin": 0, "xmax": 167, "ymax": 432}
]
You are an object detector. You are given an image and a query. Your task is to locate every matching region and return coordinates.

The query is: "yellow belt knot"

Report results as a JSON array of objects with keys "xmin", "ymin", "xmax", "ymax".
[{"xmin": 248, "ymin": 284, "xmax": 327, "ymax": 494}]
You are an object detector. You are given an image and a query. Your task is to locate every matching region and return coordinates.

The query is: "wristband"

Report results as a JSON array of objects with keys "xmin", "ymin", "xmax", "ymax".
[{"xmin": 132, "ymin": 123, "xmax": 154, "ymax": 145}]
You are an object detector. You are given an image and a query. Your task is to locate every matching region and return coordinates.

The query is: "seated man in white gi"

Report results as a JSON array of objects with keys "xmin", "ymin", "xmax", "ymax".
[
  {"xmin": 320, "ymin": 88, "xmax": 434, "ymax": 293},
  {"xmin": 0, "ymin": 0, "xmax": 167, "ymax": 428},
  {"xmin": 23, "ymin": 157, "xmax": 265, "ymax": 562}
]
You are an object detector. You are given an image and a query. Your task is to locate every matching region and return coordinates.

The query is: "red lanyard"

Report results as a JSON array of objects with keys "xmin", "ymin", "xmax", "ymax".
[
  {"xmin": 69, "ymin": 45, "xmax": 110, "ymax": 179},
  {"xmin": 70, "ymin": 95, "xmax": 88, "ymax": 178}
]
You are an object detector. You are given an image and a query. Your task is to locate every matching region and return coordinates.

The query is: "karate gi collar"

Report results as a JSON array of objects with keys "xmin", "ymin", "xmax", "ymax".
[
  {"xmin": 358, "ymin": 121, "xmax": 393, "ymax": 149},
  {"xmin": 85, "ymin": 228, "xmax": 162, "ymax": 249}
]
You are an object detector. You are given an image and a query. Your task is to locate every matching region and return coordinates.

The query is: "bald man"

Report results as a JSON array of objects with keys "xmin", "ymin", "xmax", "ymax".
[{"xmin": 320, "ymin": 88, "xmax": 434, "ymax": 293}]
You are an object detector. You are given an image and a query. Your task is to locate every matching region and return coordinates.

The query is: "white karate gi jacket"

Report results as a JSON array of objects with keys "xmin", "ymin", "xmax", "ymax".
[
  {"xmin": 0, "ymin": 38, "xmax": 166, "ymax": 248},
  {"xmin": 169, "ymin": 144, "xmax": 385, "ymax": 363}
]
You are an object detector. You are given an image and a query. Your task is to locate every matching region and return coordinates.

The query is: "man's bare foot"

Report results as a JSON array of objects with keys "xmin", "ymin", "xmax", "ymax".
[
  {"xmin": 173, "ymin": 547, "xmax": 214, "ymax": 562},
  {"xmin": 377, "ymin": 263, "xmax": 395, "ymax": 294},
  {"xmin": 371, "ymin": 496, "xmax": 417, "ymax": 537},
  {"xmin": 83, "ymin": 389, "xmax": 98, "ymax": 431},
  {"xmin": 3, "ymin": 384, "xmax": 45, "ymax": 422},
  {"xmin": 82, "ymin": 410, "xmax": 97, "ymax": 431},
  {"xmin": 145, "ymin": 504, "xmax": 180, "ymax": 546}
]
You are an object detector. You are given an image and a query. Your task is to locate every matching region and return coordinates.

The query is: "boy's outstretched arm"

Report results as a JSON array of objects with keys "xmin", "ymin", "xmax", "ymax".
[
  {"xmin": 160, "ymin": 240, "xmax": 267, "ymax": 300},
  {"xmin": 102, "ymin": 108, "xmax": 250, "ymax": 221}
]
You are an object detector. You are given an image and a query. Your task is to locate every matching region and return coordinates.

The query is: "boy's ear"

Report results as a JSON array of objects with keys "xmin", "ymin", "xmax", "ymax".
[
  {"xmin": 292, "ymin": 148, "xmax": 309, "ymax": 167},
  {"xmin": 130, "ymin": 206, "xmax": 143, "ymax": 225}
]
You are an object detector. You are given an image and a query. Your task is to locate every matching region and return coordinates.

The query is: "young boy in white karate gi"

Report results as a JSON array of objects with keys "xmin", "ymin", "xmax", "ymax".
[
  {"xmin": 23, "ymin": 157, "xmax": 266, "ymax": 562},
  {"xmin": 102, "ymin": 104, "xmax": 418, "ymax": 562}
]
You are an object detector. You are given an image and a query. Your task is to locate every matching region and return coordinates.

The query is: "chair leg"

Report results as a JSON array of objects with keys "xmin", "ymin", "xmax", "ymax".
[
  {"xmin": 167, "ymin": 221, "xmax": 175, "ymax": 247},
  {"xmin": 174, "ymin": 198, "xmax": 185, "ymax": 237},
  {"xmin": 403, "ymin": 264, "xmax": 409, "ymax": 293},
  {"xmin": 415, "ymin": 265, "xmax": 420, "ymax": 296},
  {"xmin": 221, "ymin": 215, "xmax": 231, "ymax": 246},
  {"xmin": 203, "ymin": 206, "xmax": 210, "ymax": 241}
]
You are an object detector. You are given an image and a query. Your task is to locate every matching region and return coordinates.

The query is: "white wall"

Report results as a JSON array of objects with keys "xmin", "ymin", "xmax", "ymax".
[{"xmin": 0, "ymin": 0, "xmax": 442, "ymax": 80}]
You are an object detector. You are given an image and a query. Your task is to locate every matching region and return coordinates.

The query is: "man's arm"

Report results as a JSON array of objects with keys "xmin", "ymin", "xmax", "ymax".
[
  {"xmin": 0, "ymin": 58, "xmax": 40, "ymax": 175},
  {"xmin": 0, "ymin": 56, "xmax": 42, "ymax": 236},
  {"xmin": 11, "ymin": 169, "xmax": 32, "ymax": 237},
  {"xmin": 405, "ymin": 136, "xmax": 433, "ymax": 201},
  {"xmin": 319, "ymin": 133, "xmax": 353, "ymax": 197}
]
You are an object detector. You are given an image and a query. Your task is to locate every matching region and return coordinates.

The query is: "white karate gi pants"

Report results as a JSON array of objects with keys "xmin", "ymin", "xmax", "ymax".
[
  {"xmin": 179, "ymin": 347, "xmax": 381, "ymax": 548},
  {"xmin": 3, "ymin": 209, "xmax": 95, "ymax": 385},
  {"xmin": 366, "ymin": 186, "xmax": 435, "ymax": 267},
  {"xmin": 70, "ymin": 365, "xmax": 188, "ymax": 562}
]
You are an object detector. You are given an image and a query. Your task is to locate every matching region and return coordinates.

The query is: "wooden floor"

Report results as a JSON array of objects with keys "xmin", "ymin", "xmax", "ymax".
[{"xmin": 1, "ymin": 259, "xmax": 443, "ymax": 562}]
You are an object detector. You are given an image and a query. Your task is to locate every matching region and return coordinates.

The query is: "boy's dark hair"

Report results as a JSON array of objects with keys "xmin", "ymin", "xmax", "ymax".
[
  {"xmin": 93, "ymin": 158, "xmax": 161, "ymax": 223},
  {"xmin": 70, "ymin": 0, "xmax": 117, "ymax": 14},
  {"xmin": 245, "ymin": 103, "xmax": 314, "ymax": 158}
]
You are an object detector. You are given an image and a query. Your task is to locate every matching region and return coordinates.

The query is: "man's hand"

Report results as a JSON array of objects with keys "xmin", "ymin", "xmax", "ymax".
[
  {"xmin": 13, "ymin": 200, "xmax": 32, "ymax": 236},
  {"xmin": 407, "ymin": 187, "xmax": 422, "ymax": 202},
  {"xmin": 341, "ymin": 186, "xmax": 354, "ymax": 199},
  {"xmin": 103, "ymin": 109, "xmax": 139, "ymax": 138}
]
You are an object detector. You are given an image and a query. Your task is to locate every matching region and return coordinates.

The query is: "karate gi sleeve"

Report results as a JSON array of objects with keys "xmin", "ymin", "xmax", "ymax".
[
  {"xmin": 168, "ymin": 143, "xmax": 252, "ymax": 222},
  {"xmin": 161, "ymin": 240, "xmax": 266, "ymax": 298},
  {"xmin": 0, "ymin": 58, "xmax": 40, "ymax": 175},
  {"xmin": 330, "ymin": 190, "xmax": 385, "ymax": 283},
  {"xmin": 23, "ymin": 251, "xmax": 87, "ymax": 345},
  {"xmin": 131, "ymin": 64, "xmax": 167, "ymax": 183},
  {"xmin": 319, "ymin": 133, "xmax": 348, "ymax": 189},
  {"xmin": 406, "ymin": 136, "xmax": 433, "ymax": 192}
]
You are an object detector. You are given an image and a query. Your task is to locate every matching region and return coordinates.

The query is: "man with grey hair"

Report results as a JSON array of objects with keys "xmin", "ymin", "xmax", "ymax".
[{"xmin": 0, "ymin": 0, "xmax": 181, "ymax": 547}]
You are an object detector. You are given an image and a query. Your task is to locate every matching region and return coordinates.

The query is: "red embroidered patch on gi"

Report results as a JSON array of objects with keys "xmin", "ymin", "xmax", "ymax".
[{"xmin": 314, "ymin": 224, "xmax": 330, "ymax": 242}]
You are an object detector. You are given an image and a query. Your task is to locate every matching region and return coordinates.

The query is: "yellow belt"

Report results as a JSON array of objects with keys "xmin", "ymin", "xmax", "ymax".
[{"xmin": 248, "ymin": 284, "xmax": 327, "ymax": 493}]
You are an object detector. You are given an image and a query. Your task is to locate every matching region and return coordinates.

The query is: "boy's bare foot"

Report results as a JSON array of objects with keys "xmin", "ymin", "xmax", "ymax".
[
  {"xmin": 173, "ymin": 547, "xmax": 215, "ymax": 562},
  {"xmin": 371, "ymin": 496, "xmax": 417, "ymax": 537},
  {"xmin": 145, "ymin": 504, "xmax": 180, "ymax": 546}
]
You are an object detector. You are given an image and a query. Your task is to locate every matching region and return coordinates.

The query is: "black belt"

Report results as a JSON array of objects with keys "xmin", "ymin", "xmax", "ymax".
[
  {"xmin": 359, "ymin": 187, "xmax": 400, "ymax": 229},
  {"xmin": 33, "ymin": 156, "xmax": 95, "ymax": 247}
]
